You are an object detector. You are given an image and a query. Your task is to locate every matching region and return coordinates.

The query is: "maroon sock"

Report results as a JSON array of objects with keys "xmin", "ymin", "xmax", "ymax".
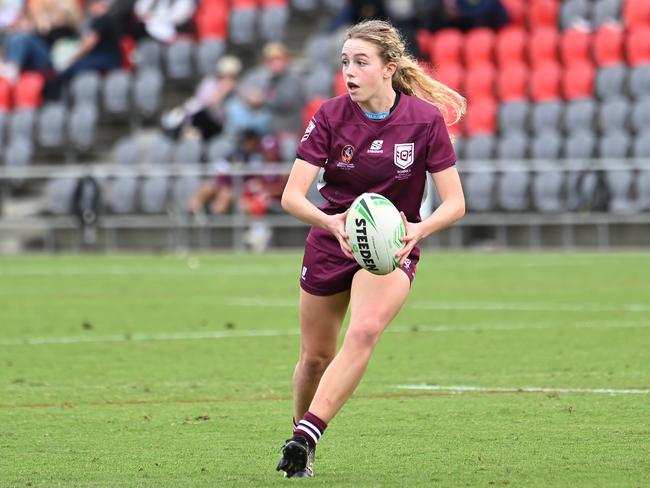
[{"xmin": 293, "ymin": 411, "xmax": 327, "ymax": 450}]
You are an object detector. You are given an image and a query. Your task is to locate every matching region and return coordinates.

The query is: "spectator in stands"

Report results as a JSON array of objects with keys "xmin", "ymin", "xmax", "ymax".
[
  {"xmin": 42, "ymin": 0, "xmax": 122, "ymax": 100},
  {"xmin": 132, "ymin": 0, "xmax": 196, "ymax": 42},
  {"xmin": 428, "ymin": 0, "xmax": 510, "ymax": 32},
  {"xmin": 161, "ymin": 55, "xmax": 243, "ymax": 142}
]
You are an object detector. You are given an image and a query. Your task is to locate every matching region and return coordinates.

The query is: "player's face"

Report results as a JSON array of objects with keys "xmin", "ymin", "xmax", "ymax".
[{"xmin": 341, "ymin": 39, "xmax": 390, "ymax": 105}]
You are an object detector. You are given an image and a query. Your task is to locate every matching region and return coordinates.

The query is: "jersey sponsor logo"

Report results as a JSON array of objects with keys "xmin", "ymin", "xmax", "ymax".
[
  {"xmin": 394, "ymin": 143, "xmax": 414, "ymax": 169},
  {"xmin": 368, "ymin": 140, "xmax": 384, "ymax": 154},
  {"xmin": 301, "ymin": 118, "xmax": 316, "ymax": 142}
]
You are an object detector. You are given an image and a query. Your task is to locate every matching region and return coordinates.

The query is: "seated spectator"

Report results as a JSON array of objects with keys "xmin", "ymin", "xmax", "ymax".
[
  {"xmin": 42, "ymin": 0, "xmax": 122, "ymax": 100},
  {"xmin": 161, "ymin": 55, "xmax": 242, "ymax": 141},
  {"xmin": 132, "ymin": 0, "xmax": 196, "ymax": 42}
]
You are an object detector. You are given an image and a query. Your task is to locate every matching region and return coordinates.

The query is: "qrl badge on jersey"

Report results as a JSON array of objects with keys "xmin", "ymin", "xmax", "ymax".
[{"xmin": 394, "ymin": 143, "xmax": 414, "ymax": 169}]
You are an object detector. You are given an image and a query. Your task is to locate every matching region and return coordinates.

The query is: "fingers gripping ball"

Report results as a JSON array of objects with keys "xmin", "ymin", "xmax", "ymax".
[{"xmin": 345, "ymin": 193, "xmax": 406, "ymax": 275}]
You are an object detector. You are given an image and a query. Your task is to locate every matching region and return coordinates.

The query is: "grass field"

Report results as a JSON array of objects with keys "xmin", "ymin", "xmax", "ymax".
[{"xmin": 1, "ymin": 252, "xmax": 649, "ymax": 487}]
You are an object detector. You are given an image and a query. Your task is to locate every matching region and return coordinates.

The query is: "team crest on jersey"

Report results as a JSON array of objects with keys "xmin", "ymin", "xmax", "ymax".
[
  {"xmin": 341, "ymin": 144, "xmax": 354, "ymax": 163},
  {"xmin": 301, "ymin": 118, "xmax": 316, "ymax": 142},
  {"xmin": 394, "ymin": 143, "xmax": 414, "ymax": 169}
]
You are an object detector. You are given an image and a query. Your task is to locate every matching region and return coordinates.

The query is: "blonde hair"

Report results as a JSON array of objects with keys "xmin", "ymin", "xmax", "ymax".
[{"xmin": 345, "ymin": 20, "xmax": 466, "ymax": 126}]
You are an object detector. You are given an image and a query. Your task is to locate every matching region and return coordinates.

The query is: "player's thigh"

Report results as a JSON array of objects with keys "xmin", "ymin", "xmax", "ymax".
[
  {"xmin": 299, "ymin": 288, "xmax": 350, "ymax": 357},
  {"xmin": 347, "ymin": 269, "xmax": 411, "ymax": 341}
]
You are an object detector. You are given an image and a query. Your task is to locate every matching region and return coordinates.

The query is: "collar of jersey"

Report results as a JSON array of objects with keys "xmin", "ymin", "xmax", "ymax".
[{"xmin": 348, "ymin": 91, "xmax": 404, "ymax": 125}]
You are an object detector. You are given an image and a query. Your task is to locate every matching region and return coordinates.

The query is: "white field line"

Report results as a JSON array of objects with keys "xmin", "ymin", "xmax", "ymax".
[
  {"xmin": 0, "ymin": 265, "xmax": 296, "ymax": 276},
  {"xmin": 396, "ymin": 384, "xmax": 650, "ymax": 395},
  {"xmin": 222, "ymin": 297, "xmax": 650, "ymax": 313},
  {"xmin": 1, "ymin": 320, "xmax": 649, "ymax": 347}
]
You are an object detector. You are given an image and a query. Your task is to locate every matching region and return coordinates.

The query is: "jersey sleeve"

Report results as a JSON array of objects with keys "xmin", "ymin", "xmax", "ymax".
[
  {"xmin": 425, "ymin": 112, "xmax": 457, "ymax": 173},
  {"xmin": 296, "ymin": 107, "xmax": 330, "ymax": 167}
]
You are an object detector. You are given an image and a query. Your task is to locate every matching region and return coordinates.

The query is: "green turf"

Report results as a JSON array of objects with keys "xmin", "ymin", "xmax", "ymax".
[{"xmin": 1, "ymin": 252, "xmax": 649, "ymax": 487}]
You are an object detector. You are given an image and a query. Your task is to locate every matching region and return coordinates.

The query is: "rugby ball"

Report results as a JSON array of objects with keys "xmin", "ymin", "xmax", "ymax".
[{"xmin": 345, "ymin": 193, "xmax": 406, "ymax": 275}]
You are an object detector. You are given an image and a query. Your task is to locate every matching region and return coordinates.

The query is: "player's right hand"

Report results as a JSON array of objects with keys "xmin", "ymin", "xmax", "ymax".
[{"xmin": 325, "ymin": 210, "xmax": 354, "ymax": 260}]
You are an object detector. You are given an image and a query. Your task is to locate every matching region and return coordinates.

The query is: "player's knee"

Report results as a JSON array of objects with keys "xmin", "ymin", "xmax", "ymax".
[
  {"xmin": 345, "ymin": 320, "xmax": 383, "ymax": 350},
  {"xmin": 299, "ymin": 351, "xmax": 334, "ymax": 376}
]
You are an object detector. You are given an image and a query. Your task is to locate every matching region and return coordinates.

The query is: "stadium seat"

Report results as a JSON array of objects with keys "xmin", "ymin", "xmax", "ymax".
[
  {"xmin": 165, "ymin": 39, "xmax": 194, "ymax": 80},
  {"xmin": 173, "ymin": 139, "xmax": 202, "ymax": 165},
  {"xmin": 120, "ymin": 36, "xmax": 135, "ymax": 71},
  {"xmin": 0, "ymin": 79, "xmax": 11, "ymax": 111},
  {"xmin": 465, "ymin": 97, "xmax": 497, "ymax": 135},
  {"xmin": 46, "ymin": 177, "xmax": 77, "ymax": 215},
  {"xmin": 259, "ymin": 0, "xmax": 289, "ymax": 42},
  {"xmin": 206, "ymin": 135, "xmax": 236, "ymax": 162},
  {"xmin": 195, "ymin": 0, "xmax": 229, "ymax": 40},
  {"xmin": 464, "ymin": 64, "xmax": 496, "ymax": 100},
  {"xmin": 196, "ymin": 39, "xmax": 226, "ymax": 76},
  {"xmin": 134, "ymin": 40, "xmax": 162, "ymax": 70},
  {"xmin": 592, "ymin": 0, "xmax": 622, "ymax": 26},
  {"xmin": 463, "ymin": 28, "xmax": 496, "ymax": 68},
  {"xmin": 497, "ymin": 63, "xmax": 528, "ymax": 101},
  {"xmin": 565, "ymin": 129, "xmax": 596, "ymax": 158},
  {"xmin": 291, "ymin": 0, "xmax": 318, "ymax": 12},
  {"xmin": 559, "ymin": 0, "xmax": 590, "ymax": 29},
  {"xmin": 637, "ymin": 169, "xmax": 650, "ymax": 210},
  {"xmin": 632, "ymin": 98, "xmax": 650, "ymax": 132},
  {"xmin": 498, "ymin": 101, "xmax": 530, "ymax": 134},
  {"xmin": 463, "ymin": 162, "xmax": 496, "ymax": 212},
  {"xmin": 626, "ymin": 27, "xmax": 650, "ymax": 66},
  {"xmin": 532, "ymin": 168, "xmax": 565, "ymax": 213},
  {"xmin": 623, "ymin": 0, "xmax": 650, "ymax": 30},
  {"xmin": 305, "ymin": 66, "xmax": 334, "ymax": 99},
  {"xmin": 560, "ymin": 28, "xmax": 592, "ymax": 65},
  {"xmin": 109, "ymin": 175, "xmax": 138, "ymax": 214},
  {"xmin": 113, "ymin": 137, "xmax": 140, "ymax": 166},
  {"xmin": 529, "ymin": 0, "xmax": 560, "ymax": 28},
  {"xmin": 305, "ymin": 33, "xmax": 336, "ymax": 66},
  {"xmin": 302, "ymin": 97, "xmax": 326, "ymax": 128},
  {"xmin": 229, "ymin": 1, "xmax": 257, "ymax": 45},
  {"xmin": 68, "ymin": 103, "xmax": 98, "ymax": 151},
  {"xmin": 70, "ymin": 71, "xmax": 100, "ymax": 107},
  {"xmin": 103, "ymin": 70, "xmax": 131, "ymax": 115},
  {"xmin": 497, "ymin": 164, "xmax": 530, "ymax": 211},
  {"xmin": 599, "ymin": 130, "xmax": 630, "ymax": 158},
  {"xmin": 0, "ymin": 112, "xmax": 7, "ymax": 146},
  {"xmin": 595, "ymin": 65, "xmax": 627, "ymax": 99},
  {"xmin": 464, "ymin": 134, "xmax": 495, "ymax": 159},
  {"xmin": 501, "ymin": 0, "xmax": 526, "ymax": 26},
  {"xmin": 13, "ymin": 72, "xmax": 44, "ymax": 109},
  {"xmin": 528, "ymin": 28, "xmax": 560, "ymax": 68},
  {"xmin": 172, "ymin": 174, "xmax": 201, "ymax": 212},
  {"xmin": 140, "ymin": 175, "xmax": 169, "ymax": 213},
  {"xmin": 9, "ymin": 109, "xmax": 35, "ymax": 140},
  {"xmin": 564, "ymin": 99, "xmax": 596, "ymax": 133},
  {"xmin": 434, "ymin": 63, "xmax": 463, "ymax": 93},
  {"xmin": 629, "ymin": 65, "xmax": 650, "ymax": 99},
  {"xmin": 37, "ymin": 102, "xmax": 67, "ymax": 148},
  {"xmin": 4, "ymin": 137, "xmax": 33, "ymax": 168},
  {"xmin": 594, "ymin": 24, "xmax": 624, "ymax": 66},
  {"xmin": 133, "ymin": 68, "xmax": 163, "ymax": 118},
  {"xmin": 633, "ymin": 129, "xmax": 650, "ymax": 157},
  {"xmin": 562, "ymin": 61, "xmax": 595, "ymax": 100},
  {"xmin": 430, "ymin": 29, "xmax": 463, "ymax": 66},
  {"xmin": 147, "ymin": 135, "xmax": 175, "ymax": 165},
  {"xmin": 497, "ymin": 131, "xmax": 528, "ymax": 159},
  {"xmin": 598, "ymin": 97, "xmax": 630, "ymax": 133},
  {"xmin": 531, "ymin": 130, "xmax": 562, "ymax": 160},
  {"xmin": 496, "ymin": 26, "xmax": 527, "ymax": 67},
  {"xmin": 605, "ymin": 166, "xmax": 636, "ymax": 213},
  {"xmin": 333, "ymin": 71, "xmax": 347, "ymax": 96},
  {"xmin": 531, "ymin": 101, "xmax": 564, "ymax": 133}
]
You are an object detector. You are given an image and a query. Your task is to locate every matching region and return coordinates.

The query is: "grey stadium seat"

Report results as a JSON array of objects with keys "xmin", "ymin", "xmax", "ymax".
[
  {"xmin": 4, "ymin": 138, "xmax": 33, "ymax": 169},
  {"xmin": 147, "ymin": 135, "xmax": 175, "ymax": 165},
  {"xmin": 598, "ymin": 98, "xmax": 630, "ymax": 133},
  {"xmin": 103, "ymin": 70, "xmax": 131, "ymax": 115},
  {"xmin": 229, "ymin": 5, "xmax": 257, "ymax": 45},
  {"xmin": 565, "ymin": 130, "xmax": 596, "ymax": 159},
  {"xmin": 497, "ymin": 131, "xmax": 528, "ymax": 159},
  {"xmin": 68, "ymin": 103, "xmax": 98, "ymax": 151},
  {"xmin": 70, "ymin": 71, "xmax": 100, "ymax": 106},
  {"xmin": 465, "ymin": 135, "xmax": 495, "ymax": 160},
  {"xmin": 46, "ymin": 177, "xmax": 77, "ymax": 214},
  {"xmin": 206, "ymin": 135, "xmax": 236, "ymax": 162},
  {"xmin": 452, "ymin": 136, "xmax": 464, "ymax": 160},
  {"xmin": 598, "ymin": 130, "xmax": 630, "ymax": 158},
  {"xmin": 564, "ymin": 99, "xmax": 596, "ymax": 134},
  {"xmin": 173, "ymin": 139, "xmax": 202, "ymax": 165},
  {"xmin": 462, "ymin": 161, "xmax": 496, "ymax": 212},
  {"xmin": 37, "ymin": 102, "xmax": 67, "ymax": 148},
  {"xmin": 305, "ymin": 66, "xmax": 334, "ymax": 99},
  {"xmin": 0, "ymin": 111, "xmax": 7, "ymax": 146},
  {"xmin": 531, "ymin": 131, "xmax": 562, "ymax": 160},
  {"xmin": 592, "ymin": 0, "xmax": 621, "ymax": 26},
  {"xmin": 605, "ymin": 167, "xmax": 636, "ymax": 213},
  {"xmin": 196, "ymin": 40, "xmax": 226, "ymax": 77},
  {"xmin": 133, "ymin": 68, "xmax": 163, "ymax": 118},
  {"xmin": 629, "ymin": 66, "xmax": 650, "ymax": 100},
  {"xmin": 113, "ymin": 137, "xmax": 140, "ymax": 166},
  {"xmin": 532, "ymin": 167, "xmax": 565, "ymax": 213},
  {"xmin": 497, "ymin": 163, "xmax": 530, "ymax": 211},
  {"xmin": 140, "ymin": 175, "xmax": 169, "ymax": 213},
  {"xmin": 498, "ymin": 101, "xmax": 530, "ymax": 134},
  {"xmin": 632, "ymin": 98, "xmax": 650, "ymax": 133},
  {"xmin": 9, "ymin": 109, "xmax": 35, "ymax": 140},
  {"xmin": 135, "ymin": 39, "xmax": 162, "ymax": 70},
  {"xmin": 637, "ymin": 170, "xmax": 650, "ymax": 210},
  {"xmin": 531, "ymin": 101, "xmax": 563, "ymax": 134},
  {"xmin": 166, "ymin": 39, "xmax": 194, "ymax": 80},
  {"xmin": 109, "ymin": 175, "xmax": 138, "ymax": 214},
  {"xmin": 291, "ymin": 0, "xmax": 318, "ymax": 12},
  {"xmin": 260, "ymin": 3, "xmax": 288, "ymax": 42},
  {"xmin": 305, "ymin": 33, "xmax": 337, "ymax": 66},
  {"xmin": 595, "ymin": 66, "xmax": 627, "ymax": 100},
  {"xmin": 560, "ymin": 0, "xmax": 591, "ymax": 29},
  {"xmin": 633, "ymin": 130, "xmax": 650, "ymax": 157},
  {"xmin": 172, "ymin": 174, "xmax": 201, "ymax": 212}
]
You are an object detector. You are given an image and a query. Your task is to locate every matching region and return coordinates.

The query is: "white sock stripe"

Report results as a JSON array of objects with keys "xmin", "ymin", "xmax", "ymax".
[
  {"xmin": 296, "ymin": 425, "xmax": 318, "ymax": 444},
  {"xmin": 299, "ymin": 419, "xmax": 322, "ymax": 438}
]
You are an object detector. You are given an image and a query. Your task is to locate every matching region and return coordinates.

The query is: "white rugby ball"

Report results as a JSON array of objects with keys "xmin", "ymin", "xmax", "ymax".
[{"xmin": 345, "ymin": 193, "xmax": 406, "ymax": 275}]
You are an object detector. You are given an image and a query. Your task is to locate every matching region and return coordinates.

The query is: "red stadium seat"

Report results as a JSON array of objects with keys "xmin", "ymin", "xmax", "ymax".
[
  {"xmin": 463, "ymin": 28, "xmax": 496, "ymax": 68},
  {"xmin": 430, "ymin": 29, "xmax": 463, "ymax": 66},
  {"xmin": 447, "ymin": 120, "xmax": 462, "ymax": 137},
  {"xmin": 464, "ymin": 63, "xmax": 496, "ymax": 100},
  {"xmin": 627, "ymin": 27, "xmax": 650, "ymax": 66},
  {"xmin": 624, "ymin": 0, "xmax": 650, "ymax": 30},
  {"xmin": 13, "ymin": 72, "xmax": 44, "ymax": 109},
  {"xmin": 497, "ymin": 62, "xmax": 529, "ymax": 101},
  {"xmin": 303, "ymin": 97, "xmax": 326, "ymax": 128},
  {"xmin": 0, "ymin": 79, "xmax": 12, "ymax": 111},
  {"xmin": 120, "ymin": 36, "xmax": 135, "ymax": 70},
  {"xmin": 465, "ymin": 97, "xmax": 498, "ymax": 135},
  {"xmin": 231, "ymin": 0, "xmax": 257, "ymax": 7},
  {"xmin": 528, "ymin": 27, "xmax": 560, "ymax": 67},
  {"xmin": 333, "ymin": 71, "xmax": 347, "ymax": 97},
  {"xmin": 496, "ymin": 26, "xmax": 527, "ymax": 67},
  {"xmin": 528, "ymin": 0, "xmax": 559, "ymax": 29},
  {"xmin": 416, "ymin": 29, "xmax": 431, "ymax": 60},
  {"xmin": 195, "ymin": 0, "xmax": 229, "ymax": 39},
  {"xmin": 500, "ymin": 0, "xmax": 526, "ymax": 26},
  {"xmin": 560, "ymin": 28, "xmax": 592, "ymax": 66},
  {"xmin": 562, "ymin": 61, "xmax": 595, "ymax": 99},
  {"xmin": 434, "ymin": 63, "xmax": 463, "ymax": 93},
  {"xmin": 594, "ymin": 24, "xmax": 624, "ymax": 66},
  {"xmin": 261, "ymin": 0, "xmax": 288, "ymax": 5},
  {"xmin": 530, "ymin": 62, "xmax": 562, "ymax": 101}
]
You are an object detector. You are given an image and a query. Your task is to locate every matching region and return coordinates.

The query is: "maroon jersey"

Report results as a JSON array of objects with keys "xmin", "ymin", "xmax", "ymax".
[{"xmin": 297, "ymin": 93, "xmax": 456, "ymax": 254}]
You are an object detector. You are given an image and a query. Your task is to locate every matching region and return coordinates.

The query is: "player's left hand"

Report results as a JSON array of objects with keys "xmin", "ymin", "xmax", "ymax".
[{"xmin": 395, "ymin": 211, "xmax": 425, "ymax": 266}]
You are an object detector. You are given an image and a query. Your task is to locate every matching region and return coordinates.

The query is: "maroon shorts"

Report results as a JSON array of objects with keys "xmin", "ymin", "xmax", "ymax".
[{"xmin": 299, "ymin": 240, "xmax": 419, "ymax": 296}]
